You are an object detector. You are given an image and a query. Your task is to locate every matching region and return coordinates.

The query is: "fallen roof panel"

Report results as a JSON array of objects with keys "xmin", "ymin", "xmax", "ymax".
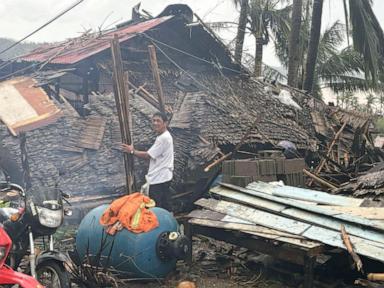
[
  {"xmin": 0, "ymin": 77, "xmax": 62, "ymax": 136},
  {"xmin": 19, "ymin": 16, "xmax": 173, "ymax": 65}
]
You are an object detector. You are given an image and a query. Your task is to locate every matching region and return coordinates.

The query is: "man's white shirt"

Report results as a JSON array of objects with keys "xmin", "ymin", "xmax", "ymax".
[{"xmin": 147, "ymin": 130, "xmax": 174, "ymax": 185}]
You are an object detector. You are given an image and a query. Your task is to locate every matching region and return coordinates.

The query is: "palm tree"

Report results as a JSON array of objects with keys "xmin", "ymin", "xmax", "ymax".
[
  {"xmin": 268, "ymin": 19, "xmax": 368, "ymax": 97},
  {"xmin": 304, "ymin": 0, "xmax": 384, "ymax": 93},
  {"xmin": 233, "ymin": 0, "xmax": 249, "ymax": 64},
  {"xmin": 287, "ymin": 0, "xmax": 303, "ymax": 87},
  {"xmin": 248, "ymin": 0, "xmax": 291, "ymax": 77},
  {"xmin": 303, "ymin": 0, "xmax": 324, "ymax": 93}
]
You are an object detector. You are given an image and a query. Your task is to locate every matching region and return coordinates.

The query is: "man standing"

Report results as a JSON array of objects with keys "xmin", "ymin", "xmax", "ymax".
[{"xmin": 121, "ymin": 112, "xmax": 174, "ymax": 210}]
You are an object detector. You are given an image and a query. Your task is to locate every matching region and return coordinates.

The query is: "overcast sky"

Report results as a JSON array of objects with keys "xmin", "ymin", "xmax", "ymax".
[{"xmin": 1, "ymin": 0, "xmax": 384, "ymax": 67}]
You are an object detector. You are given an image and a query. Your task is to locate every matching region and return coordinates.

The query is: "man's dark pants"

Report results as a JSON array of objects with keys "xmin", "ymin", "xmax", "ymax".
[{"xmin": 149, "ymin": 181, "xmax": 171, "ymax": 211}]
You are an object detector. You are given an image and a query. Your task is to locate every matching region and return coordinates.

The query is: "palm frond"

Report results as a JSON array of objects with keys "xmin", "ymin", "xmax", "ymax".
[
  {"xmin": 324, "ymin": 74, "xmax": 370, "ymax": 93},
  {"xmin": 317, "ymin": 21, "xmax": 344, "ymax": 63},
  {"xmin": 317, "ymin": 46, "xmax": 370, "ymax": 92},
  {"xmin": 349, "ymin": 0, "xmax": 384, "ymax": 83},
  {"xmin": 317, "ymin": 46, "xmax": 363, "ymax": 77},
  {"xmin": 263, "ymin": 64, "xmax": 288, "ymax": 82}
]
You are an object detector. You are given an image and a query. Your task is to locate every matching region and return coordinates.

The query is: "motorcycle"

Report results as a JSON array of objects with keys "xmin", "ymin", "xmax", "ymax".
[
  {"xmin": 0, "ymin": 224, "xmax": 43, "ymax": 288},
  {"xmin": 0, "ymin": 174, "xmax": 71, "ymax": 288}
]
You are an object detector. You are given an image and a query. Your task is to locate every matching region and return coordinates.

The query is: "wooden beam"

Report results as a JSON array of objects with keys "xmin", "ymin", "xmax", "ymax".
[
  {"xmin": 148, "ymin": 45, "xmax": 166, "ymax": 113},
  {"xmin": 110, "ymin": 34, "xmax": 134, "ymax": 194},
  {"xmin": 303, "ymin": 169, "xmax": 338, "ymax": 190}
]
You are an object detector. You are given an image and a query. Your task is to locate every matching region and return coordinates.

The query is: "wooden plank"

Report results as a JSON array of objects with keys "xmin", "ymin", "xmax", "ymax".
[
  {"xmin": 195, "ymin": 198, "xmax": 384, "ymax": 261},
  {"xmin": 246, "ymin": 182, "xmax": 364, "ymax": 207},
  {"xmin": 283, "ymin": 208, "xmax": 384, "ymax": 247},
  {"xmin": 212, "ymin": 186, "xmax": 384, "ymax": 245},
  {"xmin": 195, "ymin": 198, "xmax": 311, "ymax": 235},
  {"xmin": 189, "ymin": 218, "xmax": 321, "ymax": 249},
  {"xmin": 188, "ymin": 209, "xmax": 306, "ymax": 239},
  {"xmin": 218, "ymin": 184, "xmax": 384, "ymax": 232},
  {"xmin": 321, "ymin": 206, "xmax": 384, "ymax": 220},
  {"xmin": 212, "ymin": 186, "xmax": 287, "ymax": 212}
]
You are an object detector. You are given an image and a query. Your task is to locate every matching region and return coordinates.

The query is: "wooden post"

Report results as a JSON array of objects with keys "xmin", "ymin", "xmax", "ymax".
[
  {"xmin": 148, "ymin": 45, "xmax": 166, "ymax": 113},
  {"xmin": 110, "ymin": 34, "xmax": 134, "ymax": 194}
]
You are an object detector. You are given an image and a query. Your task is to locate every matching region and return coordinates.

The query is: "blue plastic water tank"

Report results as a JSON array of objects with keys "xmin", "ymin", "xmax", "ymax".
[{"xmin": 75, "ymin": 204, "xmax": 178, "ymax": 278}]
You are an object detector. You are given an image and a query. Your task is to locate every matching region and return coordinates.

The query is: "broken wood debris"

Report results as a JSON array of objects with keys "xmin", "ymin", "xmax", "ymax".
[
  {"xmin": 340, "ymin": 224, "xmax": 363, "ymax": 273},
  {"xmin": 308, "ymin": 107, "xmax": 384, "ymax": 195},
  {"xmin": 190, "ymin": 182, "xmax": 384, "ymax": 263}
]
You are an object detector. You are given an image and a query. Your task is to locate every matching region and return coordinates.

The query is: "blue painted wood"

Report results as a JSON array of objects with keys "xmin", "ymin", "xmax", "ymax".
[
  {"xmin": 247, "ymin": 182, "xmax": 364, "ymax": 207},
  {"xmin": 195, "ymin": 198, "xmax": 384, "ymax": 262},
  {"xmin": 234, "ymin": 183, "xmax": 384, "ymax": 231},
  {"xmin": 212, "ymin": 186, "xmax": 384, "ymax": 245}
]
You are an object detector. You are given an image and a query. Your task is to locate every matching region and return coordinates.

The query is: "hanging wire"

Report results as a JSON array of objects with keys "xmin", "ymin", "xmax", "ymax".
[
  {"xmin": 0, "ymin": 0, "xmax": 85, "ymax": 56},
  {"xmin": 141, "ymin": 32, "xmax": 245, "ymax": 75}
]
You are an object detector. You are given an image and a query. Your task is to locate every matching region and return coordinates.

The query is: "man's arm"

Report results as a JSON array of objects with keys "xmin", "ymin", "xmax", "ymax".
[{"xmin": 121, "ymin": 144, "xmax": 151, "ymax": 160}]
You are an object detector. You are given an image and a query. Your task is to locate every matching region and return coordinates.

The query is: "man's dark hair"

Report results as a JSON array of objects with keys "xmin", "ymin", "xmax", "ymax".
[{"xmin": 152, "ymin": 112, "xmax": 168, "ymax": 122}]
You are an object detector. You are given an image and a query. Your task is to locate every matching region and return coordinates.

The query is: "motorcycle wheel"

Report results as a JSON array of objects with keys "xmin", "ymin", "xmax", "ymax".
[{"xmin": 36, "ymin": 261, "xmax": 70, "ymax": 288}]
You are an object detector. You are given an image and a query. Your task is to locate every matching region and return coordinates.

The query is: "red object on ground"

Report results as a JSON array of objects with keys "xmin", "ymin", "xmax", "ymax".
[
  {"xmin": 100, "ymin": 192, "xmax": 159, "ymax": 234},
  {"xmin": 0, "ymin": 225, "xmax": 43, "ymax": 288}
]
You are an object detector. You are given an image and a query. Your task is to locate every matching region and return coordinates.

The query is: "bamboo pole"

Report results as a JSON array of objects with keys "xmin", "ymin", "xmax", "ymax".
[{"xmin": 110, "ymin": 34, "xmax": 134, "ymax": 194}]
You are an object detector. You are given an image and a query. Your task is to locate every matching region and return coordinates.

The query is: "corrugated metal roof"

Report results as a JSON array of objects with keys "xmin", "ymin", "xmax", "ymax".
[
  {"xmin": 0, "ymin": 77, "xmax": 62, "ymax": 136},
  {"xmin": 20, "ymin": 16, "xmax": 173, "ymax": 65}
]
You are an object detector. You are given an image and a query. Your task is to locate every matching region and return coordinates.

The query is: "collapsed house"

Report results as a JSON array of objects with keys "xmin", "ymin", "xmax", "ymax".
[{"xmin": 0, "ymin": 4, "xmax": 319, "ymax": 212}]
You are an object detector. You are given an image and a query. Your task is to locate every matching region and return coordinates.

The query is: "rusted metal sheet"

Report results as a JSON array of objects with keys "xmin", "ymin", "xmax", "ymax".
[
  {"xmin": 20, "ymin": 16, "xmax": 173, "ymax": 65},
  {"xmin": 0, "ymin": 77, "xmax": 62, "ymax": 136}
]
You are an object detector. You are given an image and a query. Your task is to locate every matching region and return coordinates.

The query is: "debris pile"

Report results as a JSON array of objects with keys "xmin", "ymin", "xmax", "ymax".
[
  {"xmin": 308, "ymin": 106, "xmax": 384, "ymax": 194},
  {"xmin": 188, "ymin": 181, "xmax": 384, "ymax": 287}
]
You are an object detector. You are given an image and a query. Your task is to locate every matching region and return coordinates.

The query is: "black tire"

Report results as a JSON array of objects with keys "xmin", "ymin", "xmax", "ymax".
[{"xmin": 36, "ymin": 261, "xmax": 70, "ymax": 288}]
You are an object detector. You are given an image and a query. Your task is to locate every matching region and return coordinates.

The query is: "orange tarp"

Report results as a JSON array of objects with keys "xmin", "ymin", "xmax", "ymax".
[{"xmin": 100, "ymin": 192, "xmax": 159, "ymax": 234}]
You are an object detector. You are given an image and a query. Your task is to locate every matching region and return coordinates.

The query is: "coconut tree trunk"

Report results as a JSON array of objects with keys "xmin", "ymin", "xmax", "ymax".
[
  {"xmin": 304, "ymin": 0, "xmax": 324, "ymax": 94},
  {"xmin": 288, "ymin": 0, "xmax": 303, "ymax": 87},
  {"xmin": 234, "ymin": 0, "xmax": 249, "ymax": 64},
  {"xmin": 254, "ymin": 37, "xmax": 263, "ymax": 77}
]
